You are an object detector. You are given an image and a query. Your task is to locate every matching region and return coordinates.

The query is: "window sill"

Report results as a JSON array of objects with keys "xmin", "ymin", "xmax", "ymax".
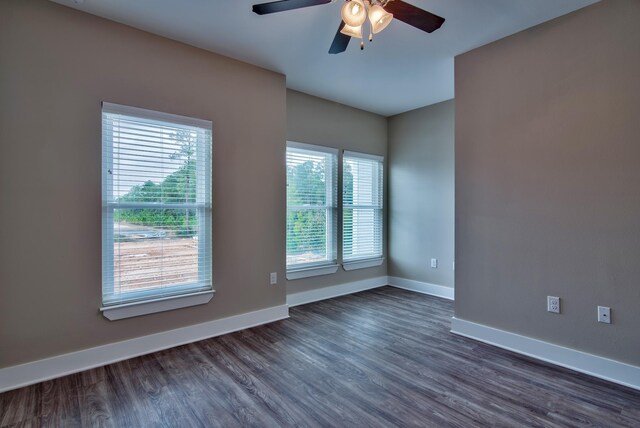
[
  {"xmin": 342, "ymin": 258, "xmax": 385, "ymax": 271},
  {"xmin": 287, "ymin": 264, "xmax": 339, "ymax": 280},
  {"xmin": 100, "ymin": 290, "xmax": 215, "ymax": 321}
]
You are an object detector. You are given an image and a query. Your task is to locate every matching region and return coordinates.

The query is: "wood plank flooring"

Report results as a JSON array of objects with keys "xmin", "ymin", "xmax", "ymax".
[{"xmin": 1, "ymin": 287, "xmax": 639, "ymax": 427}]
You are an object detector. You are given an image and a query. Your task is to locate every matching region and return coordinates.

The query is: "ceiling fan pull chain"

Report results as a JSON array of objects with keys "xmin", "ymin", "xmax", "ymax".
[
  {"xmin": 367, "ymin": 8, "xmax": 373, "ymax": 44},
  {"xmin": 360, "ymin": 40, "xmax": 364, "ymax": 50},
  {"xmin": 368, "ymin": 15, "xmax": 373, "ymax": 42}
]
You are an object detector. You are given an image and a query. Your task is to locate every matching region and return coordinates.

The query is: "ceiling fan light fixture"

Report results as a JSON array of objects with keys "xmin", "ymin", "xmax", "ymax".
[
  {"xmin": 368, "ymin": 5, "xmax": 393, "ymax": 34},
  {"xmin": 341, "ymin": 0, "xmax": 367, "ymax": 27},
  {"xmin": 340, "ymin": 23, "xmax": 363, "ymax": 39}
]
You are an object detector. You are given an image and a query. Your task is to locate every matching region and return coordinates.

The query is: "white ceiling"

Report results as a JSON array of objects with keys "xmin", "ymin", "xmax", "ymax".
[{"xmin": 52, "ymin": 0, "xmax": 598, "ymax": 116}]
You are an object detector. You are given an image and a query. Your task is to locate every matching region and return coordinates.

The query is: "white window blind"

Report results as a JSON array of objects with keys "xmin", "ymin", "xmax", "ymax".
[
  {"xmin": 102, "ymin": 102, "xmax": 212, "ymax": 307},
  {"xmin": 343, "ymin": 151, "xmax": 384, "ymax": 262},
  {"xmin": 286, "ymin": 142, "xmax": 338, "ymax": 270}
]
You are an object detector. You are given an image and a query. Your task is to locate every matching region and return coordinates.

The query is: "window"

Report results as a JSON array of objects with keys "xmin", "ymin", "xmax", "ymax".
[
  {"xmin": 343, "ymin": 151, "xmax": 384, "ymax": 268},
  {"xmin": 286, "ymin": 142, "xmax": 338, "ymax": 278},
  {"xmin": 101, "ymin": 102, "xmax": 212, "ymax": 319}
]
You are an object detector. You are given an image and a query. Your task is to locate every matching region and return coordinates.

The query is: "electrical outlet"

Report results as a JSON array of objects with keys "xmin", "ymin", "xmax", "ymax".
[
  {"xmin": 430, "ymin": 258, "xmax": 438, "ymax": 268},
  {"xmin": 597, "ymin": 306, "xmax": 611, "ymax": 324},
  {"xmin": 270, "ymin": 272, "xmax": 277, "ymax": 285},
  {"xmin": 547, "ymin": 296, "xmax": 560, "ymax": 314}
]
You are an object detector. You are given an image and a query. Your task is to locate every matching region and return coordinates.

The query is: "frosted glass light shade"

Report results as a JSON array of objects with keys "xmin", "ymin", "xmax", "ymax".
[
  {"xmin": 341, "ymin": 0, "xmax": 367, "ymax": 27},
  {"xmin": 340, "ymin": 23, "xmax": 363, "ymax": 39},
  {"xmin": 368, "ymin": 5, "xmax": 393, "ymax": 34}
]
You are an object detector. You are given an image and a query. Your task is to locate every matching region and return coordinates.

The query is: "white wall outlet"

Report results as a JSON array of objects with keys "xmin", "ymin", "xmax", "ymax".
[
  {"xmin": 430, "ymin": 258, "xmax": 438, "ymax": 268},
  {"xmin": 547, "ymin": 296, "xmax": 560, "ymax": 314},
  {"xmin": 270, "ymin": 272, "xmax": 277, "ymax": 285},
  {"xmin": 597, "ymin": 306, "xmax": 611, "ymax": 324}
]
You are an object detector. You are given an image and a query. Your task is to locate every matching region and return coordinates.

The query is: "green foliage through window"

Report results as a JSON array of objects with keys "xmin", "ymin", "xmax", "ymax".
[{"xmin": 116, "ymin": 129, "xmax": 198, "ymax": 237}]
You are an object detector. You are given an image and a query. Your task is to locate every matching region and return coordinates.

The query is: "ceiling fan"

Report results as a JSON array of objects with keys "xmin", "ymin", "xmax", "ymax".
[{"xmin": 252, "ymin": 0, "xmax": 445, "ymax": 54}]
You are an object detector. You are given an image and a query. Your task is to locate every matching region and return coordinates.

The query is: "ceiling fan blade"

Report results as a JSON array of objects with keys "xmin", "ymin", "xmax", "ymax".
[
  {"xmin": 252, "ymin": 0, "xmax": 331, "ymax": 15},
  {"xmin": 384, "ymin": 0, "xmax": 445, "ymax": 33},
  {"xmin": 328, "ymin": 21, "xmax": 351, "ymax": 54}
]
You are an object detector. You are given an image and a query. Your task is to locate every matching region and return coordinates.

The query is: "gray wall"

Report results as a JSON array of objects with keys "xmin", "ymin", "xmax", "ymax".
[
  {"xmin": 0, "ymin": 0, "xmax": 286, "ymax": 368},
  {"xmin": 286, "ymin": 90, "xmax": 388, "ymax": 295},
  {"xmin": 455, "ymin": 0, "xmax": 640, "ymax": 365},
  {"xmin": 388, "ymin": 100, "xmax": 455, "ymax": 288}
]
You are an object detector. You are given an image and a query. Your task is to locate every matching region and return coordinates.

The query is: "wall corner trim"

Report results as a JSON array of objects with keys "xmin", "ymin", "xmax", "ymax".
[
  {"xmin": 451, "ymin": 317, "xmax": 640, "ymax": 392},
  {"xmin": 287, "ymin": 276, "xmax": 388, "ymax": 307},
  {"xmin": 0, "ymin": 305, "xmax": 289, "ymax": 393},
  {"xmin": 388, "ymin": 276, "xmax": 454, "ymax": 300}
]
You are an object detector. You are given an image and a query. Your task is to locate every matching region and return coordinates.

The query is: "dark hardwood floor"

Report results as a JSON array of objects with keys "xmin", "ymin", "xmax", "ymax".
[{"xmin": 1, "ymin": 287, "xmax": 639, "ymax": 427}]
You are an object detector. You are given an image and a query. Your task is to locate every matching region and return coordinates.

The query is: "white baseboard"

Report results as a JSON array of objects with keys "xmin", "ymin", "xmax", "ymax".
[
  {"xmin": 287, "ymin": 276, "xmax": 388, "ymax": 307},
  {"xmin": 0, "ymin": 305, "xmax": 289, "ymax": 393},
  {"xmin": 388, "ymin": 276, "xmax": 454, "ymax": 300},
  {"xmin": 451, "ymin": 317, "xmax": 640, "ymax": 391}
]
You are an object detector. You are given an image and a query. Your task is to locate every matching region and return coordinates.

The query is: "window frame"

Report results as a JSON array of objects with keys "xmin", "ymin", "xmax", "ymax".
[
  {"xmin": 342, "ymin": 150, "xmax": 385, "ymax": 270},
  {"xmin": 285, "ymin": 141, "xmax": 339, "ymax": 279},
  {"xmin": 100, "ymin": 102, "xmax": 213, "ymax": 320}
]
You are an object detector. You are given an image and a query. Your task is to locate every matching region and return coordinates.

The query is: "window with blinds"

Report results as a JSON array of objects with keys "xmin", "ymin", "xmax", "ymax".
[
  {"xmin": 343, "ymin": 151, "xmax": 384, "ymax": 262},
  {"xmin": 286, "ymin": 142, "xmax": 338, "ymax": 270},
  {"xmin": 102, "ymin": 102, "xmax": 212, "ymax": 307}
]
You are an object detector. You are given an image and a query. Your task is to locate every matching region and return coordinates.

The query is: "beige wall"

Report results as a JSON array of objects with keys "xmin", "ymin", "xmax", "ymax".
[
  {"xmin": 286, "ymin": 90, "xmax": 388, "ymax": 294},
  {"xmin": 388, "ymin": 100, "xmax": 455, "ymax": 287},
  {"xmin": 455, "ymin": 0, "xmax": 640, "ymax": 365},
  {"xmin": 0, "ymin": 0, "xmax": 286, "ymax": 368}
]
